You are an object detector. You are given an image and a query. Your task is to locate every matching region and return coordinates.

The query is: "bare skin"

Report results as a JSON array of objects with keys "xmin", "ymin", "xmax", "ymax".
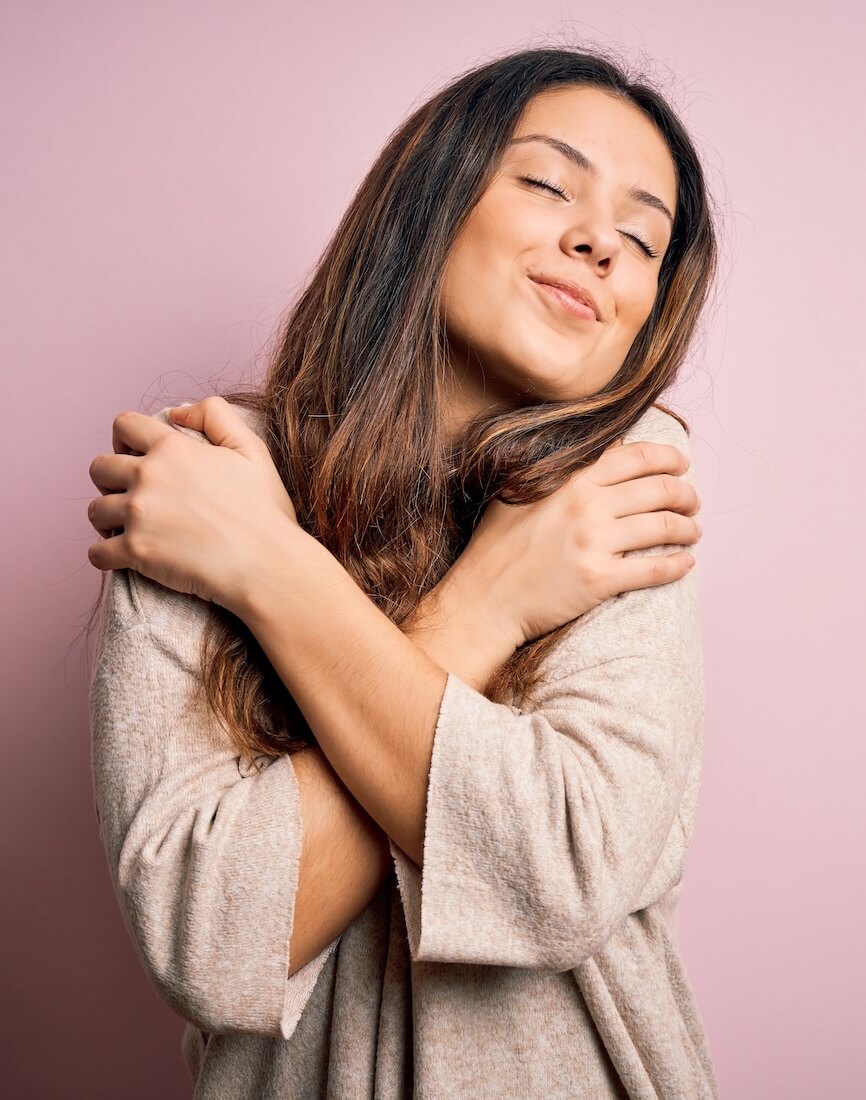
[{"xmin": 440, "ymin": 84, "xmax": 678, "ymax": 429}]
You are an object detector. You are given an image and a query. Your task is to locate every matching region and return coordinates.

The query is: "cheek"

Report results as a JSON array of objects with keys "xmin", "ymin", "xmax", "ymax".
[
  {"xmin": 618, "ymin": 275, "xmax": 660, "ymax": 338},
  {"xmin": 447, "ymin": 190, "xmax": 533, "ymax": 282},
  {"xmin": 441, "ymin": 224, "xmax": 516, "ymax": 332}
]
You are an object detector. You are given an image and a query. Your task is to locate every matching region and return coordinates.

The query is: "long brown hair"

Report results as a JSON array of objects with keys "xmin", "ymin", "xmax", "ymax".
[{"xmin": 89, "ymin": 45, "xmax": 718, "ymax": 764}]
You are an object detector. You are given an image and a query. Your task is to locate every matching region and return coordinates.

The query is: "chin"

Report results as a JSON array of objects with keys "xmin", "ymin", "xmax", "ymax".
[
  {"xmin": 475, "ymin": 337, "xmax": 596, "ymax": 404},
  {"xmin": 506, "ymin": 357, "xmax": 591, "ymax": 402},
  {"xmin": 503, "ymin": 375, "xmax": 575, "ymax": 405}
]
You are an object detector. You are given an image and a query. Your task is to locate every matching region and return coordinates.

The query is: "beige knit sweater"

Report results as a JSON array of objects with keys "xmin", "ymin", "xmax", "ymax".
[{"xmin": 89, "ymin": 402, "xmax": 719, "ymax": 1098}]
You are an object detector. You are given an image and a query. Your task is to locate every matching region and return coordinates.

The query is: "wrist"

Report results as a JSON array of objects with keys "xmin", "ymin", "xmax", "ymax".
[
  {"xmin": 442, "ymin": 561, "xmax": 527, "ymax": 651},
  {"xmin": 405, "ymin": 567, "xmax": 524, "ymax": 691},
  {"xmin": 230, "ymin": 525, "xmax": 339, "ymax": 625}
]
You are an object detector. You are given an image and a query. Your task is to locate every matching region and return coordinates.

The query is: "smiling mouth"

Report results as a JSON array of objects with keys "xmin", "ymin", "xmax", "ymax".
[{"xmin": 530, "ymin": 278, "xmax": 599, "ymax": 323}]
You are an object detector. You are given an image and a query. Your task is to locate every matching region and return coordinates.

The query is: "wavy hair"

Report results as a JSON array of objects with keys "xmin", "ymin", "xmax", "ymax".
[{"xmin": 89, "ymin": 45, "xmax": 718, "ymax": 763}]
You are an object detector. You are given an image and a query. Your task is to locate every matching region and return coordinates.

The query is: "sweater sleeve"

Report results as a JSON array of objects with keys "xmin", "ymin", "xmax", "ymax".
[
  {"xmin": 89, "ymin": 562, "xmax": 340, "ymax": 1039},
  {"xmin": 388, "ymin": 406, "xmax": 704, "ymax": 971}
]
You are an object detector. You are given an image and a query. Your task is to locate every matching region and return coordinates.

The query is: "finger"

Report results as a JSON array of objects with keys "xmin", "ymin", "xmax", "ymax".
[
  {"xmin": 89, "ymin": 452, "xmax": 141, "ymax": 493},
  {"xmin": 593, "ymin": 440, "xmax": 691, "ymax": 486},
  {"xmin": 87, "ymin": 529, "xmax": 135, "ymax": 572},
  {"xmin": 112, "ymin": 410, "xmax": 176, "ymax": 457},
  {"xmin": 611, "ymin": 510, "xmax": 702, "ymax": 554},
  {"xmin": 611, "ymin": 549, "xmax": 697, "ymax": 593},
  {"xmin": 87, "ymin": 492, "xmax": 128, "ymax": 537},
  {"xmin": 610, "ymin": 473, "xmax": 700, "ymax": 519},
  {"xmin": 168, "ymin": 395, "xmax": 265, "ymax": 456}
]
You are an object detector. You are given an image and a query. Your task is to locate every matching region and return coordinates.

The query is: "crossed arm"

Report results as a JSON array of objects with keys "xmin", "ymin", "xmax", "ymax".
[
  {"xmin": 287, "ymin": 569, "xmax": 517, "ymax": 976},
  {"xmin": 91, "ymin": 407, "xmax": 700, "ymax": 1033}
]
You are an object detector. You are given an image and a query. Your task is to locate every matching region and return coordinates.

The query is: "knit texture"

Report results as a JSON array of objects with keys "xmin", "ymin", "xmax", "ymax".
[{"xmin": 89, "ymin": 402, "xmax": 719, "ymax": 1098}]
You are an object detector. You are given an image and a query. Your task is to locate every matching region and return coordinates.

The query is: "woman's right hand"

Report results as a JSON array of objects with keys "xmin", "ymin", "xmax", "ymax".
[{"xmin": 451, "ymin": 439, "xmax": 702, "ymax": 647}]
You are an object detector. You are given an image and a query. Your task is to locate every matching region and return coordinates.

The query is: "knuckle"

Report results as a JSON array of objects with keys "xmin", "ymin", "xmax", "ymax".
[
  {"xmin": 125, "ymin": 493, "xmax": 146, "ymax": 522},
  {"xmin": 635, "ymin": 442, "xmax": 654, "ymax": 467},
  {"xmin": 577, "ymin": 553, "xmax": 606, "ymax": 591},
  {"xmin": 573, "ymin": 526, "xmax": 593, "ymax": 553},
  {"xmin": 124, "ymin": 530, "xmax": 145, "ymax": 565},
  {"xmin": 566, "ymin": 478, "xmax": 588, "ymax": 510},
  {"xmin": 659, "ymin": 473, "xmax": 679, "ymax": 503},
  {"xmin": 163, "ymin": 426, "xmax": 185, "ymax": 448},
  {"xmin": 662, "ymin": 510, "xmax": 678, "ymax": 539},
  {"xmin": 561, "ymin": 489, "xmax": 580, "ymax": 523}
]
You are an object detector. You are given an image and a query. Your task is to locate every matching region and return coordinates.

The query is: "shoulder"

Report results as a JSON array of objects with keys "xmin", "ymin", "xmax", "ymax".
[
  {"xmin": 531, "ymin": 404, "xmax": 701, "ymax": 688},
  {"xmin": 620, "ymin": 403, "xmax": 692, "ymax": 457},
  {"xmin": 618, "ymin": 404, "xmax": 696, "ymax": 492}
]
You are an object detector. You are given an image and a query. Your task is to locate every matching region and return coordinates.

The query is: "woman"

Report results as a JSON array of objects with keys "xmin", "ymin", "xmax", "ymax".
[{"xmin": 87, "ymin": 46, "xmax": 719, "ymax": 1098}]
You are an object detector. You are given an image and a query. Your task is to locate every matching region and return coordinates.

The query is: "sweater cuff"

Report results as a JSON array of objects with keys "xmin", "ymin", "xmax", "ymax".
[{"xmin": 389, "ymin": 672, "xmax": 494, "ymax": 963}]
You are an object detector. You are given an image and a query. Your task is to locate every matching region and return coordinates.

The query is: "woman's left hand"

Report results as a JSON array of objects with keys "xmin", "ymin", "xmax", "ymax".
[{"xmin": 86, "ymin": 395, "xmax": 302, "ymax": 615}]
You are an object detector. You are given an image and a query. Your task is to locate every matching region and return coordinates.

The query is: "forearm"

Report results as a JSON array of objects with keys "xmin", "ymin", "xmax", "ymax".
[
  {"xmin": 239, "ymin": 530, "xmax": 520, "ymax": 869},
  {"xmin": 401, "ymin": 565, "xmax": 518, "ymax": 691},
  {"xmin": 288, "ymin": 744, "xmax": 391, "ymax": 975},
  {"xmin": 286, "ymin": 551, "xmax": 520, "ymax": 972}
]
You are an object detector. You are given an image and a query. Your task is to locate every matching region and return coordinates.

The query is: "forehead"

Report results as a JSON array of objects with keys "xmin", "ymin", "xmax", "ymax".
[{"xmin": 511, "ymin": 85, "xmax": 678, "ymax": 213}]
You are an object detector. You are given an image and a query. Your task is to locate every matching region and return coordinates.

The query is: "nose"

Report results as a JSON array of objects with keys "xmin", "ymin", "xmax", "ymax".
[{"xmin": 562, "ymin": 204, "xmax": 622, "ymax": 275}]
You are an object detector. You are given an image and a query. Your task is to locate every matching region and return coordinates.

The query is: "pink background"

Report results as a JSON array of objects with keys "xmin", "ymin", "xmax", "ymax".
[{"xmin": 3, "ymin": 2, "xmax": 862, "ymax": 1096}]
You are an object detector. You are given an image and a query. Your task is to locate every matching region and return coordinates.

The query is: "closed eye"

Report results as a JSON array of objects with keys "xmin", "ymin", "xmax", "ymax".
[
  {"xmin": 521, "ymin": 175, "xmax": 569, "ymax": 199},
  {"xmin": 523, "ymin": 176, "xmax": 661, "ymax": 259},
  {"xmin": 621, "ymin": 231, "xmax": 660, "ymax": 259}
]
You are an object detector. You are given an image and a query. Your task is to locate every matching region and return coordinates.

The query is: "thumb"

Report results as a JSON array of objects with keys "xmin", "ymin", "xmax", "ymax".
[{"xmin": 169, "ymin": 396, "xmax": 258, "ymax": 454}]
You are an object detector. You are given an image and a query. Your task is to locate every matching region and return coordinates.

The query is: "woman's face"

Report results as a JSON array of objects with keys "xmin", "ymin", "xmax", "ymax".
[{"xmin": 439, "ymin": 84, "xmax": 678, "ymax": 431}]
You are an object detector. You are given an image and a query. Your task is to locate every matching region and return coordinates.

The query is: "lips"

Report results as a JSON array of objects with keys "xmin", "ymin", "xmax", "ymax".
[{"xmin": 529, "ymin": 274, "xmax": 602, "ymax": 322}]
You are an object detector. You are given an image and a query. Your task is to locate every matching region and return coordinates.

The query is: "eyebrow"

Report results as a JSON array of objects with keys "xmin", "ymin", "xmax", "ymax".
[{"xmin": 509, "ymin": 133, "xmax": 675, "ymax": 225}]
